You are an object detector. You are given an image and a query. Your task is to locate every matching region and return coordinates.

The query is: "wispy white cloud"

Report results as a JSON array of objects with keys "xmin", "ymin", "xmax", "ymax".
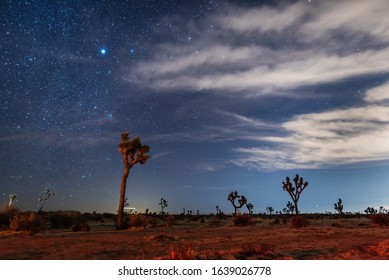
[
  {"xmin": 364, "ymin": 81, "xmax": 389, "ymax": 103},
  {"xmin": 126, "ymin": 0, "xmax": 389, "ymax": 170},
  {"xmin": 128, "ymin": 0, "xmax": 389, "ymax": 95},
  {"xmin": 231, "ymin": 84, "xmax": 389, "ymax": 170}
]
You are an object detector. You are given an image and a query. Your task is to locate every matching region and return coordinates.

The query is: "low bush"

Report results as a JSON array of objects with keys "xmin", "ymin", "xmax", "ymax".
[
  {"xmin": 209, "ymin": 216, "xmax": 221, "ymax": 226},
  {"xmin": 237, "ymin": 243, "xmax": 276, "ymax": 259},
  {"xmin": 128, "ymin": 214, "xmax": 149, "ymax": 229},
  {"xmin": 72, "ymin": 222, "xmax": 91, "ymax": 232},
  {"xmin": 49, "ymin": 211, "xmax": 81, "ymax": 229},
  {"xmin": 370, "ymin": 214, "xmax": 389, "ymax": 227},
  {"xmin": 289, "ymin": 215, "xmax": 309, "ymax": 228},
  {"xmin": 10, "ymin": 212, "xmax": 45, "ymax": 234},
  {"xmin": 0, "ymin": 205, "xmax": 19, "ymax": 228},
  {"xmin": 170, "ymin": 241, "xmax": 197, "ymax": 260},
  {"xmin": 233, "ymin": 214, "xmax": 254, "ymax": 226}
]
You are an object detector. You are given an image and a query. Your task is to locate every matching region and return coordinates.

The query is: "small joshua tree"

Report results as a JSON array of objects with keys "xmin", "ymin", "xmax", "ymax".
[
  {"xmin": 159, "ymin": 198, "xmax": 168, "ymax": 215},
  {"xmin": 286, "ymin": 201, "xmax": 295, "ymax": 215},
  {"xmin": 246, "ymin": 203, "xmax": 254, "ymax": 215},
  {"xmin": 117, "ymin": 131, "xmax": 151, "ymax": 229},
  {"xmin": 334, "ymin": 198, "xmax": 344, "ymax": 215},
  {"xmin": 266, "ymin": 206, "xmax": 274, "ymax": 215},
  {"xmin": 227, "ymin": 191, "xmax": 247, "ymax": 215},
  {"xmin": 364, "ymin": 207, "xmax": 377, "ymax": 215},
  {"xmin": 282, "ymin": 174, "xmax": 309, "ymax": 216},
  {"xmin": 8, "ymin": 193, "xmax": 17, "ymax": 206},
  {"xmin": 37, "ymin": 187, "xmax": 55, "ymax": 214}
]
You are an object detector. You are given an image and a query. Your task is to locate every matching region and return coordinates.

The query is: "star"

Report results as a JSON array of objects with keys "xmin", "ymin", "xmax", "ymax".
[{"xmin": 100, "ymin": 48, "xmax": 106, "ymax": 55}]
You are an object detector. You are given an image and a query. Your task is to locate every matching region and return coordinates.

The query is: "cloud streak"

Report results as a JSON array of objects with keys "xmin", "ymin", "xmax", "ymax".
[
  {"xmin": 232, "ymin": 83, "xmax": 389, "ymax": 170},
  {"xmin": 128, "ymin": 0, "xmax": 389, "ymax": 95},
  {"xmin": 127, "ymin": 0, "xmax": 389, "ymax": 170}
]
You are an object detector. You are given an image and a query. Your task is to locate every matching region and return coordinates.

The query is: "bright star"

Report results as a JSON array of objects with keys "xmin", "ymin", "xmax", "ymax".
[{"xmin": 100, "ymin": 48, "xmax": 106, "ymax": 55}]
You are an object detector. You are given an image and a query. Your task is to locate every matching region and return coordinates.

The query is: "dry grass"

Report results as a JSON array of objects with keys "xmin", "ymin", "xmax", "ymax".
[{"xmin": 0, "ymin": 215, "xmax": 388, "ymax": 260}]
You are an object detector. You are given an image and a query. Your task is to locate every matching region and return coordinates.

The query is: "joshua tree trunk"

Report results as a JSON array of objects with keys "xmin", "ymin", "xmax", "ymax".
[
  {"xmin": 293, "ymin": 200, "xmax": 299, "ymax": 216},
  {"xmin": 117, "ymin": 154, "xmax": 130, "ymax": 229}
]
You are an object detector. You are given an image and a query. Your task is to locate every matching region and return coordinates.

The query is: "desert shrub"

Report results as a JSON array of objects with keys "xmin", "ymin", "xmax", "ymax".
[
  {"xmin": 209, "ymin": 216, "xmax": 221, "ymax": 226},
  {"xmin": 289, "ymin": 216, "xmax": 309, "ymax": 228},
  {"xmin": 166, "ymin": 215, "xmax": 176, "ymax": 228},
  {"xmin": 370, "ymin": 214, "xmax": 389, "ymax": 227},
  {"xmin": 0, "ymin": 205, "xmax": 19, "ymax": 228},
  {"xmin": 49, "ymin": 211, "xmax": 81, "ymax": 229},
  {"xmin": 10, "ymin": 212, "xmax": 45, "ymax": 234},
  {"xmin": 83, "ymin": 212, "xmax": 104, "ymax": 222},
  {"xmin": 216, "ymin": 212, "xmax": 226, "ymax": 220},
  {"xmin": 233, "ymin": 214, "xmax": 254, "ymax": 226},
  {"xmin": 237, "ymin": 243, "xmax": 276, "ymax": 259},
  {"xmin": 72, "ymin": 222, "xmax": 91, "ymax": 232},
  {"xmin": 128, "ymin": 214, "xmax": 149, "ymax": 229},
  {"xmin": 170, "ymin": 241, "xmax": 198, "ymax": 260},
  {"xmin": 272, "ymin": 216, "xmax": 289, "ymax": 225},
  {"xmin": 103, "ymin": 212, "xmax": 116, "ymax": 219}
]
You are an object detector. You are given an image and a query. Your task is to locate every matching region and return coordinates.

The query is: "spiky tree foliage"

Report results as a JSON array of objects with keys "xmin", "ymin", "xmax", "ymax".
[
  {"xmin": 282, "ymin": 174, "xmax": 309, "ymax": 216},
  {"xmin": 266, "ymin": 206, "xmax": 274, "ymax": 215},
  {"xmin": 334, "ymin": 198, "xmax": 344, "ymax": 215},
  {"xmin": 364, "ymin": 206, "xmax": 377, "ymax": 215},
  {"xmin": 159, "ymin": 198, "xmax": 168, "ymax": 215},
  {"xmin": 8, "ymin": 193, "xmax": 16, "ymax": 206},
  {"xmin": 246, "ymin": 203, "xmax": 254, "ymax": 215},
  {"xmin": 37, "ymin": 188, "xmax": 55, "ymax": 214},
  {"xmin": 117, "ymin": 131, "xmax": 151, "ymax": 229},
  {"xmin": 286, "ymin": 201, "xmax": 295, "ymax": 215},
  {"xmin": 227, "ymin": 191, "xmax": 247, "ymax": 215}
]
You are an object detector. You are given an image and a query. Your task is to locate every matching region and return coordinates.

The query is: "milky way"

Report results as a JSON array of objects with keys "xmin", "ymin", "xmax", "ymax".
[{"xmin": 1, "ymin": 0, "xmax": 389, "ymax": 214}]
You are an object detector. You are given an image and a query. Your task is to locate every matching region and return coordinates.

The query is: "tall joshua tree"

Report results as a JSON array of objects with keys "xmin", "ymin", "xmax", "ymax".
[
  {"xmin": 227, "ymin": 191, "xmax": 247, "ymax": 215},
  {"xmin": 159, "ymin": 198, "xmax": 168, "ymax": 215},
  {"xmin": 334, "ymin": 198, "xmax": 344, "ymax": 215},
  {"xmin": 117, "ymin": 131, "xmax": 151, "ymax": 229},
  {"xmin": 282, "ymin": 174, "xmax": 308, "ymax": 216}
]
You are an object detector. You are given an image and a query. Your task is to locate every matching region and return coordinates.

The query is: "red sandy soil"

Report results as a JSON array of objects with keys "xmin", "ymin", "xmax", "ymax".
[{"xmin": 0, "ymin": 216, "xmax": 388, "ymax": 260}]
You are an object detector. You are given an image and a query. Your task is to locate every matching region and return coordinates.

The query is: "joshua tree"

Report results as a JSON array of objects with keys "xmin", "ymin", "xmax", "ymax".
[
  {"xmin": 117, "ymin": 131, "xmax": 151, "ymax": 229},
  {"xmin": 334, "ymin": 198, "xmax": 344, "ymax": 215},
  {"xmin": 379, "ymin": 206, "xmax": 388, "ymax": 214},
  {"xmin": 266, "ymin": 206, "xmax": 274, "ymax": 215},
  {"xmin": 37, "ymin": 187, "xmax": 55, "ymax": 214},
  {"xmin": 227, "ymin": 191, "xmax": 247, "ymax": 215},
  {"xmin": 364, "ymin": 206, "xmax": 377, "ymax": 215},
  {"xmin": 286, "ymin": 201, "xmax": 295, "ymax": 214},
  {"xmin": 159, "ymin": 198, "xmax": 168, "ymax": 214},
  {"xmin": 246, "ymin": 203, "xmax": 254, "ymax": 215},
  {"xmin": 8, "ymin": 193, "xmax": 17, "ymax": 206},
  {"xmin": 282, "ymin": 174, "xmax": 309, "ymax": 216}
]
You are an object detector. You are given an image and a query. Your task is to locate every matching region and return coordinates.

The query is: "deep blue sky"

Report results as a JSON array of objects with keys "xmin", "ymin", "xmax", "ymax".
[{"xmin": 1, "ymin": 0, "xmax": 389, "ymax": 214}]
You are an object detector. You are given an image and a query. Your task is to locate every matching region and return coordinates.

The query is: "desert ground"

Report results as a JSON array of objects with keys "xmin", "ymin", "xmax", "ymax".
[{"xmin": 0, "ymin": 213, "xmax": 388, "ymax": 260}]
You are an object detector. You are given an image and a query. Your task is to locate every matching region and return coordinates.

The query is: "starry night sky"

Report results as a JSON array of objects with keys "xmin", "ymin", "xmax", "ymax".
[{"xmin": 1, "ymin": 0, "xmax": 389, "ymax": 214}]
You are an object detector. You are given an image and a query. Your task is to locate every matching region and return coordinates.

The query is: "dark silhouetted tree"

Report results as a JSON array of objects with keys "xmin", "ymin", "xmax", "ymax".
[
  {"xmin": 266, "ymin": 206, "xmax": 274, "ymax": 215},
  {"xmin": 159, "ymin": 198, "xmax": 168, "ymax": 214},
  {"xmin": 364, "ymin": 206, "xmax": 377, "ymax": 215},
  {"xmin": 286, "ymin": 201, "xmax": 295, "ymax": 214},
  {"xmin": 282, "ymin": 174, "xmax": 309, "ymax": 216},
  {"xmin": 334, "ymin": 198, "xmax": 344, "ymax": 215},
  {"xmin": 37, "ymin": 187, "xmax": 55, "ymax": 214},
  {"xmin": 117, "ymin": 131, "xmax": 151, "ymax": 229},
  {"xmin": 246, "ymin": 203, "xmax": 254, "ymax": 215},
  {"xmin": 227, "ymin": 191, "xmax": 247, "ymax": 215}
]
